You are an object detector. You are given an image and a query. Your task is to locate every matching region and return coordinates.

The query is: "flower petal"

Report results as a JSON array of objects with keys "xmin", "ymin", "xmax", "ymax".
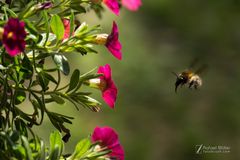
[
  {"xmin": 103, "ymin": 0, "xmax": 120, "ymax": 16},
  {"xmin": 102, "ymin": 83, "xmax": 117, "ymax": 108},
  {"xmin": 91, "ymin": 126, "xmax": 124, "ymax": 160},
  {"xmin": 2, "ymin": 18, "xmax": 26, "ymax": 56},
  {"xmin": 122, "ymin": 0, "xmax": 142, "ymax": 11},
  {"xmin": 106, "ymin": 21, "xmax": 122, "ymax": 60},
  {"xmin": 97, "ymin": 64, "xmax": 112, "ymax": 80},
  {"xmin": 63, "ymin": 19, "xmax": 71, "ymax": 39}
]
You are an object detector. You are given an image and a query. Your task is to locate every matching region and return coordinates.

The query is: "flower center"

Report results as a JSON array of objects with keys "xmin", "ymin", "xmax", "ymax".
[
  {"xmin": 88, "ymin": 78, "xmax": 107, "ymax": 91},
  {"xmin": 99, "ymin": 79, "xmax": 107, "ymax": 91},
  {"xmin": 94, "ymin": 34, "xmax": 108, "ymax": 45},
  {"xmin": 7, "ymin": 32, "xmax": 14, "ymax": 39},
  {"xmin": 93, "ymin": 144, "xmax": 111, "ymax": 159}
]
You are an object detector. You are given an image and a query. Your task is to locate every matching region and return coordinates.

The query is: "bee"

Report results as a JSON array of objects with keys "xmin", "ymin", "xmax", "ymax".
[{"xmin": 172, "ymin": 61, "xmax": 206, "ymax": 93}]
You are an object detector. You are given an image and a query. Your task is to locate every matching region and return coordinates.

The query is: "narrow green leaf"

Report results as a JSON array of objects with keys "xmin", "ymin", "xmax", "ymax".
[
  {"xmin": 44, "ymin": 72, "xmax": 58, "ymax": 84},
  {"xmin": 67, "ymin": 69, "xmax": 80, "ymax": 92},
  {"xmin": 50, "ymin": 15, "xmax": 64, "ymax": 40},
  {"xmin": 4, "ymin": 7, "xmax": 17, "ymax": 18},
  {"xmin": 21, "ymin": 136, "xmax": 33, "ymax": 160},
  {"xmin": 70, "ymin": 11, "xmax": 75, "ymax": 39},
  {"xmin": 31, "ymin": 92, "xmax": 45, "ymax": 125},
  {"xmin": 24, "ymin": 19, "xmax": 38, "ymax": 35},
  {"xmin": 42, "ymin": 11, "xmax": 50, "ymax": 46},
  {"xmin": 50, "ymin": 94, "xmax": 65, "ymax": 104},
  {"xmin": 39, "ymin": 140, "xmax": 46, "ymax": 160}
]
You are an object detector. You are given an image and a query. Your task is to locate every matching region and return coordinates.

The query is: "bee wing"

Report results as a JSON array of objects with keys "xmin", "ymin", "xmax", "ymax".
[
  {"xmin": 189, "ymin": 58, "xmax": 200, "ymax": 70},
  {"xmin": 195, "ymin": 64, "xmax": 208, "ymax": 74}
]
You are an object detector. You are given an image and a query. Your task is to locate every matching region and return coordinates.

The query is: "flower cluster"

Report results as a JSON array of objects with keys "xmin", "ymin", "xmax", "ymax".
[
  {"xmin": 1, "ymin": 18, "xmax": 26, "ymax": 57},
  {"xmin": 0, "ymin": 0, "xmax": 142, "ymax": 159},
  {"xmin": 92, "ymin": 126, "xmax": 124, "ymax": 160},
  {"xmin": 100, "ymin": 0, "xmax": 142, "ymax": 15}
]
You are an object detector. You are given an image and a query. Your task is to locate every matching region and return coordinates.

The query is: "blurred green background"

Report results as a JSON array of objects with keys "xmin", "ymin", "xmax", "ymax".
[{"xmin": 32, "ymin": 1, "xmax": 240, "ymax": 159}]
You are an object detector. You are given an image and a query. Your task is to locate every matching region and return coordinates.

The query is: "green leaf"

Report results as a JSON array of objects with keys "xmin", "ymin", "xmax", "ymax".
[
  {"xmin": 74, "ymin": 22, "xmax": 88, "ymax": 36},
  {"xmin": 20, "ymin": 55, "xmax": 33, "ymax": 79},
  {"xmin": 12, "ymin": 145, "xmax": 26, "ymax": 159},
  {"xmin": 39, "ymin": 140, "xmax": 46, "ymax": 160},
  {"xmin": 31, "ymin": 92, "xmax": 45, "ymax": 125},
  {"xmin": 44, "ymin": 72, "xmax": 58, "ymax": 84},
  {"xmin": 14, "ymin": 90, "xmax": 26, "ymax": 105},
  {"xmin": 53, "ymin": 54, "xmax": 70, "ymax": 75},
  {"xmin": 18, "ymin": 1, "xmax": 36, "ymax": 19},
  {"xmin": 37, "ymin": 71, "xmax": 49, "ymax": 91},
  {"xmin": 70, "ymin": 11, "xmax": 75, "ymax": 39},
  {"xmin": 21, "ymin": 136, "xmax": 33, "ymax": 160},
  {"xmin": 42, "ymin": 11, "xmax": 50, "ymax": 46},
  {"xmin": 50, "ymin": 15, "xmax": 64, "ymax": 41},
  {"xmin": 67, "ymin": 69, "xmax": 80, "ymax": 92},
  {"xmin": 50, "ymin": 94, "xmax": 65, "ymax": 104},
  {"xmin": 71, "ymin": 138, "xmax": 91, "ymax": 159},
  {"xmin": 4, "ymin": 7, "xmax": 17, "ymax": 18},
  {"xmin": 24, "ymin": 19, "xmax": 38, "ymax": 36},
  {"xmin": 70, "ymin": 3, "xmax": 86, "ymax": 14},
  {"xmin": 10, "ymin": 131, "xmax": 20, "ymax": 143},
  {"xmin": 49, "ymin": 131, "xmax": 63, "ymax": 160}
]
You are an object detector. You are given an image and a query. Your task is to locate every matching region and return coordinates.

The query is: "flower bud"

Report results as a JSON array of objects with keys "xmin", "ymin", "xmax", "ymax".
[
  {"xmin": 36, "ymin": 2, "xmax": 53, "ymax": 10},
  {"xmin": 85, "ymin": 96, "xmax": 101, "ymax": 112}
]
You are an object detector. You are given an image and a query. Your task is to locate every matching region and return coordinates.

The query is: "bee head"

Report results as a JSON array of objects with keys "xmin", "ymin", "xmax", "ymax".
[{"xmin": 172, "ymin": 72, "xmax": 188, "ymax": 93}]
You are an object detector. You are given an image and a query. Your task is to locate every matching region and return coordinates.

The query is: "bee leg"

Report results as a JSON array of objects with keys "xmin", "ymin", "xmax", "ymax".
[
  {"xmin": 175, "ymin": 83, "xmax": 180, "ymax": 93},
  {"xmin": 189, "ymin": 81, "xmax": 194, "ymax": 89},
  {"xmin": 175, "ymin": 79, "xmax": 182, "ymax": 93}
]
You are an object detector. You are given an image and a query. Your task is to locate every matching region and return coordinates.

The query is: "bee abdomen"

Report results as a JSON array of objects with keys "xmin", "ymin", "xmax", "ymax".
[{"xmin": 188, "ymin": 75, "xmax": 202, "ymax": 89}]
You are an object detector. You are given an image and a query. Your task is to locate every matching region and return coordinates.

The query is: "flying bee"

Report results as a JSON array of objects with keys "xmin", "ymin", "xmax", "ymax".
[{"xmin": 172, "ymin": 62, "xmax": 207, "ymax": 93}]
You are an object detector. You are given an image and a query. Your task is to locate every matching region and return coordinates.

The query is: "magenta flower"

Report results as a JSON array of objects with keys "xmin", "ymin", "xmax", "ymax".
[
  {"xmin": 106, "ymin": 21, "xmax": 122, "ymax": 60},
  {"xmin": 2, "ymin": 18, "xmax": 26, "ymax": 57},
  {"xmin": 122, "ymin": 0, "xmax": 142, "ymax": 11},
  {"xmin": 92, "ymin": 126, "xmax": 124, "ymax": 160},
  {"xmin": 103, "ymin": 0, "xmax": 120, "ymax": 16},
  {"xmin": 63, "ymin": 19, "xmax": 71, "ymax": 39},
  {"xmin": 97, "ymin": 64, "xmax": 118, "ymax": 108}
]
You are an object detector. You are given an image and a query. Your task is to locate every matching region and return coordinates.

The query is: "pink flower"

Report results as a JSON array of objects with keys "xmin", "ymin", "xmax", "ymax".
[
  {"xmin": 63, "ymin": 19, "xmax": 71, "ymax": 39},
  {"xmin": 122, "ymin": 0, "xmax": 142, "ymax": 11},
  {"xmin": 97, "ymin": 64, "xmax": 118, "ymax": 108},
  {"xmin": 92, "ymin": 126, "xmax": 124, "ymax": 160},
  {"xmin": 103, "ymin": 0, "xmax": 120, "ymax": 16},
  {"xmin": 106, "ymin": 21, "xmax": 122, "ymax": 60},
  {"xmin": 2, "ymin": 18, "xmax": 26, "ymax": 57}
]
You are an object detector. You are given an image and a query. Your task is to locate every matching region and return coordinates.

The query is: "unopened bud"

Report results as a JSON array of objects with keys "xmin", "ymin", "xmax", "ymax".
[
  {"xmin": 36, "ymin": 2, "xmax": 53, "ymax": 10},
  {"xmin": 86, "ymin": 96, "xmax": 101, "ymax": 112}
]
